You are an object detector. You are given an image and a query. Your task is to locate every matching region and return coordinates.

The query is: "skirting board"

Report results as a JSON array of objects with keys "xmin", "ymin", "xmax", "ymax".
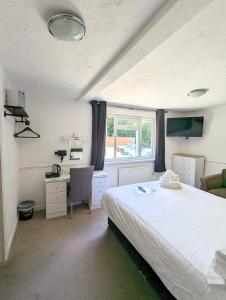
[
  {"xmin": 5, "ymin": 218, "xmax": 18, "ymax": 261},
  {"xmin": 108, "ymin": 218, "xmax": 176, "ymax": 300}
]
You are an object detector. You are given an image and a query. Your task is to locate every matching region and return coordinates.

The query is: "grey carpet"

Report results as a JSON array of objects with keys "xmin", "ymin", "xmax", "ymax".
[{"xmin": 0, "ymin": 207, "xmax": 160, "ymax": 300}]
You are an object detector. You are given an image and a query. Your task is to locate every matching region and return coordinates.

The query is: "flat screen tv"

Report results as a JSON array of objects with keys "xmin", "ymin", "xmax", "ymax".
[{"xmin": 167, "ymin": 116, "xmax": 204, "ymax": 137}]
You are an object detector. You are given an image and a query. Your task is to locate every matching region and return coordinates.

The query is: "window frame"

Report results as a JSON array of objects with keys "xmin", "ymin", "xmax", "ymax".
[{"xmin": 105, "ymin": 113, "xmax": 155, "ymax": 162}]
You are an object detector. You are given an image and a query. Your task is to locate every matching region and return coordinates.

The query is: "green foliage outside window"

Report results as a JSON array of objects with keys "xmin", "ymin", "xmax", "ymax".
[
  {"xmin": 117, "ymin": 129, "xmax": 135, "ymax": 137},
  {"xmin": 141, "ymin": 122, "xmax": 152, "ymax": 148},
  {"xmin": 106, "ymin": 116, "xmax": 153, "ymax": 158},
  {"xmin": 107, "ymin": 117, "xmax": 152, "ymax": 144},
  {"xmin": 107, "ymin": 117, "xmax": 114, "ymax": 137}
]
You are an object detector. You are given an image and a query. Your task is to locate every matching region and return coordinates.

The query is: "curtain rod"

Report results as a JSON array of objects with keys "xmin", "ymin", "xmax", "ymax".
[
  {"xmin": 107, "ymin": 102, "xmax": 168, "ymax": 113},
  {"xmin": 107, "ymin": 102, "xmax": 156, "ymax": 112},
  {"xmin": 91, "ymin": 100, "xmax": 168, "ymax": 113}
]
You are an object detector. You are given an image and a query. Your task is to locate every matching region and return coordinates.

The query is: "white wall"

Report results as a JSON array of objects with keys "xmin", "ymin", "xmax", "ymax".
[
  {"xmin": 18, "ymin": 94, "xmax": 92, "ymax": 210},
  {"xmin": 0, "ymin": 67, "xmax": 18, "ymax": 261},
  {"xmin": 19, "ymin": 95, "xmax": 180, "ymax": 210},
  {"xmin": 176, "ymin": 104, "xmax": 226, "ymax": 176}
]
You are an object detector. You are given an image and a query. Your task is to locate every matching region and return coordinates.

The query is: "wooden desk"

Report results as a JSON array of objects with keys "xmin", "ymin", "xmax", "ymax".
[{"xmin": 45, "ymin": 171, "xmax": 107, "ymax": 219}]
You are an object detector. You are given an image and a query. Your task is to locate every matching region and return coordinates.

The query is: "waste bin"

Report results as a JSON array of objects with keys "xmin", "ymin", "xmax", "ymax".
[{"xmin": 17, "ymin": 200, "xmax": 35, "ymax": 221}]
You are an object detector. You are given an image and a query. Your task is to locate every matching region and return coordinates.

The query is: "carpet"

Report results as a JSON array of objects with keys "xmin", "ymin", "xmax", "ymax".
[{"xmin": 0, "ymin": 207, "xmax": 161, "ymax": 300}]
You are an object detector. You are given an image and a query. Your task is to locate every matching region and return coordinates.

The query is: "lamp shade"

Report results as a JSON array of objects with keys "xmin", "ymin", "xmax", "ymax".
[{"xmin": 48, "ymin": 14, "xmax": 85, "ymax": 41}]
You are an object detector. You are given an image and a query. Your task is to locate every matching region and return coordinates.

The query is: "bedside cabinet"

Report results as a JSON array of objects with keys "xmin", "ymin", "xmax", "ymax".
[{"xmin": 45, "ymin": 179, "xmax": 67, "ymax": 219}]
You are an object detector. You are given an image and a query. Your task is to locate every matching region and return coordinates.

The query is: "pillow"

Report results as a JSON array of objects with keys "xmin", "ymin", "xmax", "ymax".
[{"xmin": 222, "ymin": 169, "xmax": 226, "ymax": 187}]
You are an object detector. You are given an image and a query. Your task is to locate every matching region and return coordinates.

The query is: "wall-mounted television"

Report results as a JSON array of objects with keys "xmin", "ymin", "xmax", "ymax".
[{"xmin": 167, "ymin": 116, "xmax": 204, "ymax": 137}]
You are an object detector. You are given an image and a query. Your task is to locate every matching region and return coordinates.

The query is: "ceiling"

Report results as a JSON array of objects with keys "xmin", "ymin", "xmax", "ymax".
[
  {"xmin": 0, "ymin": 0, "xmax": 166, "ymax": 98},
  {"xmin": 0, "ymin": 0, "xmax": 225, "ymax": 110},
  {"xmin": 99, "ymin": 0, "xmax": 226, "ymax": 110}
]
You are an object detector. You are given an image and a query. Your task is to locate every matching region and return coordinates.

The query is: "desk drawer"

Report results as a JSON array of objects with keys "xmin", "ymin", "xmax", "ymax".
[
  {"xmin": 46, "ymin": 202, "xmax": 66, "ymax": 215},
  {"xmin": 92, "ymin": 177, "xmax": 106, "ymax": 187},
  {"xmin": 46, "ymin": 181, "xmax": 66, "ymax": 194},
  {"xmin": 92, "ymin": 184, "xmax": 106, "ymax": 195},
  {"xmin": 92, "ymin": 190, "xmax": 104, "ymax": 204},
  {"xmin": 46, "ymin": 191, "xmax": 66, "ymax": 204}
]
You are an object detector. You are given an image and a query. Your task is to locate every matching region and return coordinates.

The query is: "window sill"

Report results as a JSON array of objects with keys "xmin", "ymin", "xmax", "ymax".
[{"xmin": 104, "ymin": 158, "xmax": 155, "ymax": 166}]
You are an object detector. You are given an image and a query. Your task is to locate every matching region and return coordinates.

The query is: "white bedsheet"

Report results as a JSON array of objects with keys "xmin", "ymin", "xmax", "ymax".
[{"xmin": 102, "ymin": 181, "xmax": 226, "ymax": 300}]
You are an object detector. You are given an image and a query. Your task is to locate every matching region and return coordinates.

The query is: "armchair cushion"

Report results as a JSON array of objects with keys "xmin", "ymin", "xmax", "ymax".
[
  {"xmin": 209, "ymin": 188, "xmax": 226, "ymax": 199},
  {"xmin": 207, "ymin": 174, "xmax": 224, "ymax": 190},
  {"xmin": 222, "ymin": 169, "xmax": 226, "ymax": 187}
]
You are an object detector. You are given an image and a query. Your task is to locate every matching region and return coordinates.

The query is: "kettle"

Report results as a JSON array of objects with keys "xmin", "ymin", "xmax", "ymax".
[{"xmin": 52, "ymin": 164, "xmax": 61, "ymax": 177}]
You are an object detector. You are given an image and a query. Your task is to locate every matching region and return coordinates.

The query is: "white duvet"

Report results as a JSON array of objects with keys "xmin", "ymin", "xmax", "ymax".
[{"xmin": 102, "ymin": 181, "xmax": 226, "ymax": 300}]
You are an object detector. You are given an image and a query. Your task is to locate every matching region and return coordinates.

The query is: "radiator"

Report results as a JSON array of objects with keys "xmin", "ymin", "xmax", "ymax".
[{"xmin": 118, "ymin": 165, "xmax": 152, "ymax": 186}]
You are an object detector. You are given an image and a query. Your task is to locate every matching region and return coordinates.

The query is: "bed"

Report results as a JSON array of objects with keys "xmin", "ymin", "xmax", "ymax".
[{"xmin": 102, "ymin": 181, "xmax": 226, "ymax": 300}]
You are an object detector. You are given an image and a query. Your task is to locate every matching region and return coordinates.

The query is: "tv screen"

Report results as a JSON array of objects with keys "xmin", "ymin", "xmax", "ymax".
[{"xmin": 167, "ymin": 117, "xmax": 204, "ymax": 137}]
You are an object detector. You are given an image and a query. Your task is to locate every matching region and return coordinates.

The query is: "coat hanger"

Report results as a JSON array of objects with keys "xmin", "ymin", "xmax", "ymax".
[{"xmin": 14, "ymin": 126, "xmax": 40, "ymax": 138}]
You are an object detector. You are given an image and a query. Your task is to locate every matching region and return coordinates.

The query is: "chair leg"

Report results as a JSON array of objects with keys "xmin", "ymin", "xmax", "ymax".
[
  {"xmin": 88, "ymin": 196, "xmax": 91, "ymax": 214},
  {"xmin": 70, "ymin": 203, "xmax": 73, "ymax": 218}
]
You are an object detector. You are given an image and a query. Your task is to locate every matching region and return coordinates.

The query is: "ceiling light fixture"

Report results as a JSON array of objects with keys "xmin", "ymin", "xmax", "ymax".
[
  {"xmin": 187, "ymin": 88, "xmax": 209, "ymax": 98},
  {"xmin": 48, "ymin": 14, "xmax": 85, "ymax": 41}
]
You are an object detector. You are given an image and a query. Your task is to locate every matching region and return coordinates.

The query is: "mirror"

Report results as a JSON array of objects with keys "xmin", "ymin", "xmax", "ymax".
[{"xmin": 69, "ymin": 139, "xmax": 83, "ymax": 160}]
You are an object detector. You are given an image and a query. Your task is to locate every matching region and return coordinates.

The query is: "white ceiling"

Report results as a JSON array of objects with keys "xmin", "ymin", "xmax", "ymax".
[
  {"xmin": 99, "ymin": 0, "xmax": 226, "ymax": 110},
  {"xmin": 0, "ymin": 0, "xmax": 166, "ymax": 98},
  {"xmin": 0, "ymin": 0, "xmax": 224, "ymax": 110}
]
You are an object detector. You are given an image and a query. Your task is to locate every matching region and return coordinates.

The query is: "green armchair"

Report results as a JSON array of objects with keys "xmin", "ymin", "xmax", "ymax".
[{"xmin": 200, "ymin": 169, "xmax": 226, "ymax": 198}]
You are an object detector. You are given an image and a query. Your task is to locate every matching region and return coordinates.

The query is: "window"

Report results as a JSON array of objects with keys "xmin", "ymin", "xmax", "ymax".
[{"xmin": 105, "ymin": 115, "xmax": 154, "ymax": 160}]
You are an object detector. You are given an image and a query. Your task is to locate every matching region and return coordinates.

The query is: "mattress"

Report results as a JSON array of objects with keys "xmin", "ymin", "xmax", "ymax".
[{"xmin": 102, "ymin": 181, "xmax": 226, "ymax": 300}]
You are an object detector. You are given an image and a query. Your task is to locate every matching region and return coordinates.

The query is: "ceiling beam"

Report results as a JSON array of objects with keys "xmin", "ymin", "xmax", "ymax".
[{"xmin": 76, "ymin": 0, "xmax": 214, "ymax": 101}]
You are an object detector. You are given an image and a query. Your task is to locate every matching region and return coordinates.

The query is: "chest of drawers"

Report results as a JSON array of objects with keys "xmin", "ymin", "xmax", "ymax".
[
  {"xmin": 45, "ymin": 180, "xmax": 67, "ymax": 219},
  {"xmin": 92, "ymin": 171, "xmax": 107, "ymax": 209},
  {"xmin": 173, "ymin": 153, "xmax": 204, "ymax": 188}
]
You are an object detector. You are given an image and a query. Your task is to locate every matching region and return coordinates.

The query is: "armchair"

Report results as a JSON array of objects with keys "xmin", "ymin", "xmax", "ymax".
[{"xmin": 200, "ymin": 169, "xmax": 226, "ymax": 198}]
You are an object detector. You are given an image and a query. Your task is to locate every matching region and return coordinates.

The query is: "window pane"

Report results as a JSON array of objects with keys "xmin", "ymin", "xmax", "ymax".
[
  {"xmin": 116, "ymin": 129, "xmax": 137, "ymax": 158},
  {"xmin": 117, "ymin": 118, "xmax": 138, "ymax": 128},
  {"xmin": 141, "ymin": 121, "xmax": 152, "ymax": 157},
  {"xmin": 105, "ymin": 115, "xmax": 154, "ymax": 160},
  {"xmin": 105, "ymin": 136, "xmax": 114, "ymax": 159},
  {"xmin": 107, "ymin": 117, "xmax": 114, "ymax": 137},
  {"xmin": 106, "ymin": 117, "xmax": 115, "ymax": 159}
]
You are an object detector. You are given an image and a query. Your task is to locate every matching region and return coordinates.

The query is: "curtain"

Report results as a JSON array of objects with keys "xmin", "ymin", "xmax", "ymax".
[
  {"xmin": 90, "ymin": 100, "xmax": 106, "ymax": 171},
  {"xmin": 154, "ymin": 109, "xmax": 166, "ymax": 172}
]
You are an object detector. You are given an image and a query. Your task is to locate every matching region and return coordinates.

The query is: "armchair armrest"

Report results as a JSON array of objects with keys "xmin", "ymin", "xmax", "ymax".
[{"xmin": 200, "ymin": 176, "xmax": 208, "ymax": 191}]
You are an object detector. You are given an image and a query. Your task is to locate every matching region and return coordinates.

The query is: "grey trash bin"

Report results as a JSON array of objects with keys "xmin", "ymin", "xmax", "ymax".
[{"xmin": 17, "ymin": 200, "xmax": 35, "ymax": 221}]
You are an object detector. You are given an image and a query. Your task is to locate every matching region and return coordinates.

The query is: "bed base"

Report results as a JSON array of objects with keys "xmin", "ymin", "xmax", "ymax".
[{"xmin": 108, "ymin": 218, "xmax": 176, "ymax": 300}]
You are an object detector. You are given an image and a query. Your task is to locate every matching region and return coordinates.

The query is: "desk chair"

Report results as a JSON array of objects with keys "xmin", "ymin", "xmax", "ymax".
[{"xmin": 67, "ymin": 166, "xmax": 94, "ymax": 216}]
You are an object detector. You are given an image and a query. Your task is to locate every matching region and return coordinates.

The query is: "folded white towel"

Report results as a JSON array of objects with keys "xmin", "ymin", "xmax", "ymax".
[
  {"xmin": 215, "ymin": 249, "xmax": 226, "ymax": 279},
  {"xmin": 159, "ymin": 170, "xmax": 181, "ymax": 189},
  {"xmin": 159, "ymin": 170, "xmax": 180, "ymax": 183},
  {"xmin": 160, "ymin": 181, "xmax": 181, "ymax": 189}
]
